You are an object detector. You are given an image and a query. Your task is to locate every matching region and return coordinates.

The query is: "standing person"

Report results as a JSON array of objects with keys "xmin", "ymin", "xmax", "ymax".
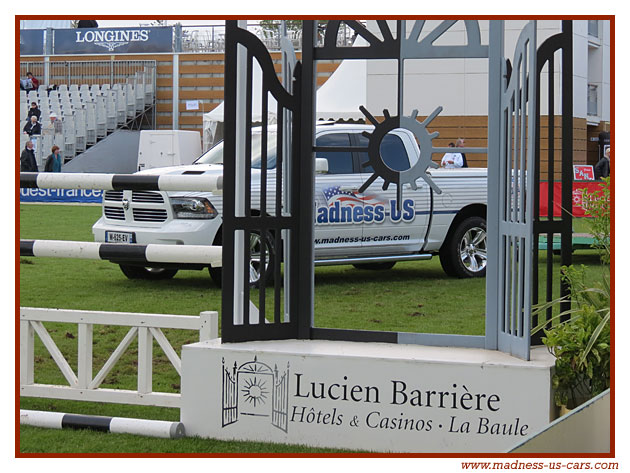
[
  {"xmin": 594, "ymin": 146, "xmax": 611, "ymax": 180},
  {"xmin": 441, "ymin": 142, "xmax": 463, "ymax": 168},
  {"xmin": 23, "ymin": 115, "xmax": 41, "ymax": 136},
  {"xmin": 20, "ymin": 141, "xmax": 38, "ymax": 172},
  {"xmin": 27, "ymin": 102, "xmax": 41, "ymax": 122},
  {"xmin": 44, "ymin": 145, "xmax": 63, "ymax": 172},
  {"xmin": 456, "ymin": 137, "xmax": 469, "ymax": 168}
]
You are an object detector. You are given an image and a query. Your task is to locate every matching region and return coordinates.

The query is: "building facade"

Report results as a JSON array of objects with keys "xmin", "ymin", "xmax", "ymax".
[{"xmin": 361, "ymin": 20, "xmax": 611, "ymax": 172}]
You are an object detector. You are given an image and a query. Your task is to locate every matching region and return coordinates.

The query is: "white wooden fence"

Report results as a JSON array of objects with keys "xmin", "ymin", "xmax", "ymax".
[{"xmin": 20, "ymin": 307, "xmax": 219, "ymax": 408}]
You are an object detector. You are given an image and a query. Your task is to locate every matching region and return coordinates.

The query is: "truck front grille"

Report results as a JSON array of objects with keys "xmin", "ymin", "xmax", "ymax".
[
  {"xmin": 132, "ymin": 208, "xmax": 168, "ymax": 222},
  {"xmin": 104, "ymin": 206, "xmax": 125, "ymax": 220},
  {"xmin": 132, "ymin": 191, "xmax": 164, "ymax": 203},
  {"xmin": 104, "ymin": 190, "xmax": 123, "ymax": 201},
  {"xmin": 103, "ymin": 190, "xmax": 169, "ymax": 223}
]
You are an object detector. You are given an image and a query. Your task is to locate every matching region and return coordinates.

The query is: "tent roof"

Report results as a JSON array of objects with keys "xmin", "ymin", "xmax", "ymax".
[
  {"xmin": 315, "ymin": 59, "xmax": 367, "ymax": 121},
  {"xmin": 204, "ymin": 61, "xmax": 277, "ymax": 123},
  {"xmin": 203, "ymin": 58, "xmax": 367, "ymax": 124}
]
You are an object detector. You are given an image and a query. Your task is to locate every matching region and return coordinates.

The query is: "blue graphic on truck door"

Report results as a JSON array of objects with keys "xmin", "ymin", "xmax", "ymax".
[
  {"xmin": 313, "ymin": 132, "xmax": 365, "ymax": 255},
  {"xmin": 317, "ymin": 186, "xmax": 416, "ymax": 225},
  {"xmin": 317, "ymin": 185, "xmax": 385, "ymax": 224}
]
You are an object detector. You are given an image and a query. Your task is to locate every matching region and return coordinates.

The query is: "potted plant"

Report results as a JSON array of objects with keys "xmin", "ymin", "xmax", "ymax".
[{"xmin": 532, "ymin": 178, "xmax": 610, "ymax": 412}]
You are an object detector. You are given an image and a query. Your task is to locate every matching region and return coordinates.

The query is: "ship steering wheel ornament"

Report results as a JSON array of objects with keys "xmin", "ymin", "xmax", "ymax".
[{"xmin": 358, "ymin": 105, "xmax": 443, "ymax": 209}]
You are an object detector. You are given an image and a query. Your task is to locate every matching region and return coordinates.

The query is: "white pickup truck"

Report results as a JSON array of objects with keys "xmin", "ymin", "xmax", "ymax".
[{"xmin": 92, "ymin": 123, "xmax": 488, "ymax": 286}]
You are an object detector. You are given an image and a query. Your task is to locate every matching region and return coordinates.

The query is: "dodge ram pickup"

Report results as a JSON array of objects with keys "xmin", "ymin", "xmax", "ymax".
[{"xmin": 92, "ymin": 123, "xmax": 488, "ymax": 286}]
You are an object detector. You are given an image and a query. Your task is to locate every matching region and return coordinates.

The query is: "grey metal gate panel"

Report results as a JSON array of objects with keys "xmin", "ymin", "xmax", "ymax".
[{"xmin": 491, "ymin": 21, "xmax": 537, "ymax": 360}]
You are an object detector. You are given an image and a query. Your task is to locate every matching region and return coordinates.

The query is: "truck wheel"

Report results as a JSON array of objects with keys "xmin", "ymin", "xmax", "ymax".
[
  {"xmin": 439, "ymin": 216, "xmax": 487, "ymax": 278},
  {"xmin": 208, "ymin": 230, "xmax": 274, "ymax": 288},
  {"xmin": 352, "ymin": 262, "xmax": 396, "ymax": 270},
  {"xmin": 119, "ymin": 265, "xmax": 178, "ymax": 280}
]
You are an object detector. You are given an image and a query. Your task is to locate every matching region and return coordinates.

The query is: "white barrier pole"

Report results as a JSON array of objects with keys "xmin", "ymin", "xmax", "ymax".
[
  {"xmin": 20, "ymin": 410, "xmax": 185, "ymax": 439},
  {"xmin": 20, "ymin": 172, "xmax": 223, "ymax": 193},
  {"xmin": 109, "ymin": 417, "xmax": 184, "ymax": 439},
  {"xmin": 21, "ymin": 240, "xmax": 222, "ymax": 267},
  {"xmin": 19, "ymin": 410, "xmax": 64, "ymax": 429}
]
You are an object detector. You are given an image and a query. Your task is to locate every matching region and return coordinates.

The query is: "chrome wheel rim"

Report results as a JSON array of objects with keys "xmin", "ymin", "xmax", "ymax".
[
  {"xmin": 249, "ymin": 232, "xmax": 271, "ymax": 284},
  {"xmin": 459, "ymin": 226, "xmax": 487, "ymax": 273}
]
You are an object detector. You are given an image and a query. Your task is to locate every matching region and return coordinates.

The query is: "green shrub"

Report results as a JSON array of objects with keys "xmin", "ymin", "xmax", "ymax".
[
  {"xmin": 533, "ymin": 179, "xmax": 610, "ymax": 408},
  {"xmin": 542, "ymin": 266, "xmax": 610, "ymax": 408}
]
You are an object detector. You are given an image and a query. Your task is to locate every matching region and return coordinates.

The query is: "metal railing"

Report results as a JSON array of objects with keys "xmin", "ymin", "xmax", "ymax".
[
  {"xmin": 20, "ymin": 59, "xmax": 156, "ymax": 88},
  {"xmin": 177, "ymin": 22, "xmax": 359, "ymax": 52}
]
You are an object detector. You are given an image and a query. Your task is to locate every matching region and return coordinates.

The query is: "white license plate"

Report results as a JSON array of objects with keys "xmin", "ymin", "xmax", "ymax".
[{"xmin": 105, "ymin": 231, "xmax": 135, "ymax": 243}]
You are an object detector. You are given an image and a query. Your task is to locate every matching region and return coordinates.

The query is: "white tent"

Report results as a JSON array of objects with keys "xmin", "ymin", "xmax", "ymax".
[
  {"xmin": 202, "ymin": 57, "xmax": 368, "ymax": 150},
  {"xmin": 203, "ymin": 61, "xmax": 278, "ymax": 150},
  {"xmin": 314, "ymin": 58, "xmax": 367, "ymax": 122}
]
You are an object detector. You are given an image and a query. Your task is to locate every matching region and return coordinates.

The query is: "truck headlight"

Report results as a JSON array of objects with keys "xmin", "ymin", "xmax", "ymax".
[{"xmin": 171, "ymin": 197, "xmax": 218, "ymax": 219}]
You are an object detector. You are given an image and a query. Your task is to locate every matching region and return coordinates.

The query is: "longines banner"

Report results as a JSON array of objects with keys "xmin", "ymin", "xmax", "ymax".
[
  {"xmin": 181, "ymin": 340, "xmax": 555, "ymax": 453},
  {"xmin": 53, "ymin": 27, "xmax": 173, "ymax": 54},
  {"xmin": 20, "ymin": 29, "xmax": 44, "ymax": 55}
]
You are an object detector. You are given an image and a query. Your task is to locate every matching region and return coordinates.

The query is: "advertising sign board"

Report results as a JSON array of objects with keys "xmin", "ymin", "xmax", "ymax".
[
  {"xmin": 53, "ymin": 27, "xmax": 173, "ymax": 54},
  {"xmin": 20, "ymin": 187, "xmax": 104, "ymax": 203},
  {"xmin": 182, "ymin": 340, "xmax": 555, "ymax": 453},
  {"xmin": 539, "ymin": 181, "xmax": 607, "ymax": 218},
  {"xmin": 573, "ymin": 165, "xmax": 595, "ymax": 181}
]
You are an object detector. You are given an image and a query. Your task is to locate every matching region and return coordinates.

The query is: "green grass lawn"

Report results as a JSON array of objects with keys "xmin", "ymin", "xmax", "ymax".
[{"xmin": 18, "ymin": 203, "xmax": 607, "ymax": 454}]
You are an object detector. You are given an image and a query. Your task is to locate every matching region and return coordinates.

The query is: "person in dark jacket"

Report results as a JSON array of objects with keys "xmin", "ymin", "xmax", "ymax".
[
  {"xmin": 27, "ymin": 102, "xmax": 41, "ymax": 122},
  {"xmin": 23, "ymin": 115, "xmax": 41, "ymax": 136},
  {"xmin": 20, "ymin": 141, "xmax": 38, "ymax": 172},
  {"xmin": 594, "ymin": 146, "xmax": 611, "ymax": 180},
  {"xmin": 44, "ymin": 145, "xmax": 63, "ymax": 172}
]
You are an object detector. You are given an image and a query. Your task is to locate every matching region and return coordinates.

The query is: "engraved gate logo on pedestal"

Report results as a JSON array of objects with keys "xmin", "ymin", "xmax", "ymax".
[{"xmin": 222, "ymin": 356, "xmax": 290, "ymax": 432}]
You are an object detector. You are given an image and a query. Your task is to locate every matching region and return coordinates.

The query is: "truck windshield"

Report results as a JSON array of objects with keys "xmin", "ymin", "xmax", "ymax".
[{"xmin": 194, "ymin": 133, "xmax": 278, "ymax": 169}]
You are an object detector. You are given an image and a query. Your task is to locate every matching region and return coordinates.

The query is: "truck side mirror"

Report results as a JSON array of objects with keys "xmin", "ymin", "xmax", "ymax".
[{"xmin": 315, "ymin": 157, "xmax": 329, "ymax": 174}]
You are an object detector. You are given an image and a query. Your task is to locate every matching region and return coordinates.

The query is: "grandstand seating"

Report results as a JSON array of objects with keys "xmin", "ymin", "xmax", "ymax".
[{"xmin": 19, "ymin": 70, "xmax": 154, "ymax": 169}]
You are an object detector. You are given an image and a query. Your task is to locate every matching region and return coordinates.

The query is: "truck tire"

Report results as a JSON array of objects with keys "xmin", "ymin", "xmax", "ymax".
[
  {"xmin": 119, "ymin": 265, "xmax": 178, "ymax": 280},
  {"xmin": 209, "ymin": 230, "xmax": 274, "ymax": 288},
  {"xmin": 439, "ymin": 216, "xmax": 487, "ymax": 278},
  {"xmin": 352, "ymin": 262, "xmax": 396, "ymax": 270}
]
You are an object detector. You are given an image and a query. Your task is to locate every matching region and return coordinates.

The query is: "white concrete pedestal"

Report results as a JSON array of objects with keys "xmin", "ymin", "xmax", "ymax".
[{"xmin": 181, "ymin": 339, "xmax": 555, "ymax": 453}]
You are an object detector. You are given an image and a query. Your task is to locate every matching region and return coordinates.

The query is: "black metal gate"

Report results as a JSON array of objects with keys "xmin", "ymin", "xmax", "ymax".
[
  {"xmin": 532, "ymin": 20, "xmax": 574, "ymax": 344},
  {"xmin": 221, "ymin": 22, "xmax": 314, "ymax": 342}
]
